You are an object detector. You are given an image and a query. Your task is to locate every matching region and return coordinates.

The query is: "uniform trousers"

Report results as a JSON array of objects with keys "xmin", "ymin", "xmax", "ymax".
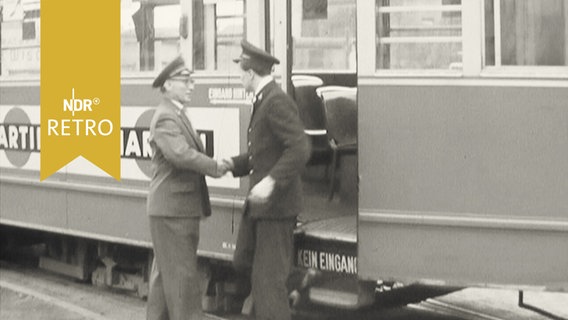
[
  {"xmin": 147, "ymin": 216, "xmax": 202, "ymax": 320},
  {"xmin": 234, "ymin": 213, "xmax": 296, "ymax": 320}
]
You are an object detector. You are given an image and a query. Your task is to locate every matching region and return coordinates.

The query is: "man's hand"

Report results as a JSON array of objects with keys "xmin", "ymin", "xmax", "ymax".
[
  {"xmin": 211, "ymin": 160, "xmax": 229, "ymax": 178},
  {"xmin": 248, "ymin": 176, "xmax": 275, "ymax": 204},
  {"xmin": 222, "ymin": 158, "xmax": 235, "ymax": 171}
]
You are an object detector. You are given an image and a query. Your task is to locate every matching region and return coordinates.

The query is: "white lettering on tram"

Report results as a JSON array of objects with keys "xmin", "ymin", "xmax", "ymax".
[
  {"xmin": 0, "ymin": 124, "xmax": 41, "ymax": 151},
  {"xmin": 120, "ymin": 129, "xmax": 152, "ymax": 159},
  {"xmin": 124, "ymin": 130, "xmax": 142, "ymax": 157},
  {"xmin": 297, "ymin": 249, "xmax": 319, "ymax": 269},
  {"xmin": 297, "ymin": 249, "xmax": 357, "ymax": 274},
  {"xmin": 208, "ymin": 88, "xmax": 247, "ymax": 101}
]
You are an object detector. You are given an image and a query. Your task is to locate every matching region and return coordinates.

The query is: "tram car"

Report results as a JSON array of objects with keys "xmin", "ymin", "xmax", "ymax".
[{"xmin": 1, "ymin": 0, "xmax": 567, "ymax": 313}]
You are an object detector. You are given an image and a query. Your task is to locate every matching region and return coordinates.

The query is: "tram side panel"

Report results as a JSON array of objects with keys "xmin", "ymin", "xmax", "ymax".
[
  {"xmin": 357, "ymin": 83, "xmax": 568, "ymax": 290},
  {"xmin": 0, "ymin": 82, "xmax": 249, "ymax": 261}
]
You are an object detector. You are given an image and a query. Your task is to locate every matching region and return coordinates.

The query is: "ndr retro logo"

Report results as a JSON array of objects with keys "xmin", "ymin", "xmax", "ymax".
[
  {"xmin": 0, "ymin": 106, "xmax": 155, "ymax": 177},
  {"xmin": 47, "ymin": 88, "xmax": 112, "ymax": 137}
]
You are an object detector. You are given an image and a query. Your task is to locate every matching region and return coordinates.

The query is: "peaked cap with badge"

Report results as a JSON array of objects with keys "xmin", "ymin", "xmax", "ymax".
[
  {"xmin": 152, "ymin": 55, "xmax": 191, "ymax": 88},
  {"xmin": 233, "ymin": 39, "xmax": 280, "ymax": 70}
]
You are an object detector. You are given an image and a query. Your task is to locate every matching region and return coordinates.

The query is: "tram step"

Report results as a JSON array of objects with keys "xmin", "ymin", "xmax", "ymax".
[{"xmin": 308, "ymin": 276, "xmax": 374, "ymax": 309}]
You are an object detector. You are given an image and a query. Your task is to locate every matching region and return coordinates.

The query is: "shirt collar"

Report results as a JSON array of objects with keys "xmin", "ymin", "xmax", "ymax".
[
  {"xmin": 170, "ymin": 99, "xmax": 184, "ymax": 111},
  {"xmin": 255, "ymin": 75, "xmax": 273, "ymax": 96}
]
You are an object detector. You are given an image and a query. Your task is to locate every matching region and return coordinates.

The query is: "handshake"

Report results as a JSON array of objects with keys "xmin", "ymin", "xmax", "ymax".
[{"xmin": 211, "ymin": 158, "xmax": 235, "ymax": 178}]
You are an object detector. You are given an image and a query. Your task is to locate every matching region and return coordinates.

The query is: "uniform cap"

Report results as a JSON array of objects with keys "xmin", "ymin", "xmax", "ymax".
[
  {"xmin": 233, "ymin": 39, "xmax": 280, "ymax": 66},
  {"xmin": 152, "ymin": 56, "xmax": 191, "ymax": 88}
]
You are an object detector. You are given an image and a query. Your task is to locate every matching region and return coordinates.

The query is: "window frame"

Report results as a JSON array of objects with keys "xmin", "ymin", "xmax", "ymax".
[
  {"xmin": 372, "ymin": 1, "xmax": 470, "ymax": 76},
  {"xmin": 358, "ymin": 0, "xmax": 568, "ymax": 79},
  {"xmin": 0, "ymin": 3, "xmax": 41, "ymax": 79},
  {"xmin": 480, "ymin": 0, "xmax": 568, "ymax": 78},
  {"xmin": 290, "ymin": 0, "xmax": 358, "ymax": 74},
  {"xmin": 191, "ymin": 0, "xmax": 246, "ymax": 74}
]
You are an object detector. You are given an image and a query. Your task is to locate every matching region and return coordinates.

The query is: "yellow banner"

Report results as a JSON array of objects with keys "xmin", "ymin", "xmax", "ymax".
[{"xmin": 41, "ymin": 0, "xmax": 120, "ymax": 180}]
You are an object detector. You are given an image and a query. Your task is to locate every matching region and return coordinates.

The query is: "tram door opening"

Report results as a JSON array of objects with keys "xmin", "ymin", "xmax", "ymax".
[
  {"xmin": 180, "ymin": 0, "xmax": 359, "ymax": 219},
  {"xmin": 280, "ymin": 0, "xmax": 358, "ymax": 222}
]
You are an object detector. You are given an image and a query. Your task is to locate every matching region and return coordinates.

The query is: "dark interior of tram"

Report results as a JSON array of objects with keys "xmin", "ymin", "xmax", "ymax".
[{"xmin": 289, "ymin": 72, "xmax": 358, "ymax": 226}]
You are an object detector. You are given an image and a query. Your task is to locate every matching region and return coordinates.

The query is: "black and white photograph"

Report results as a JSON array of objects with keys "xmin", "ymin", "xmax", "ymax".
[{"xmin": 1, "ymin": 0, "xmax": 567, "ymax": 319}]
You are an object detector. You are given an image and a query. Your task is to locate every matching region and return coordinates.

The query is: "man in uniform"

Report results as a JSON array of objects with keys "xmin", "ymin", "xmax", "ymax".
[
  {"xmin": 147, "ymin": 55, "xmax": 227, "ymax": 320},
  {"xmin": 224, "ymin": 40, "xmax": 311, "ymax": 320}
]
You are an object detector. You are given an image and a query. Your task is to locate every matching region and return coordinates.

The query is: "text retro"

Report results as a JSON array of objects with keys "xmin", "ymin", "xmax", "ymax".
[{"xmin": 47, "ymin": 88, "xmax": 113, "ymax": 136}]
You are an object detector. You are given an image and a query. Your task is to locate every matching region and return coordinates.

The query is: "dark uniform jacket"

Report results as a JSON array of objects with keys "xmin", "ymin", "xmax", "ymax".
[
  {"xmin": 232, "ymin": 81, "xmax": 311, "ymax": 219},
  {"xmin": 147, "ymin": 98, "xmax": 217, "ymax": 217}
]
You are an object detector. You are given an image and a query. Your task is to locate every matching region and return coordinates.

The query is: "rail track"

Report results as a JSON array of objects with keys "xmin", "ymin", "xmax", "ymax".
[{"xmin": 1, "ymin": 248, "xmax": 567, "ymax": 320}]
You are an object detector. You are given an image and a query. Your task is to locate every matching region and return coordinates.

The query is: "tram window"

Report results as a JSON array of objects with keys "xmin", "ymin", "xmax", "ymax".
[
  {"xmin": 22, "ymin": 21, "xmax": 36, "ymax": 40},
  {"xmin": 291, "ymin": 0, "xmax": 356, "ymax": 72},
  {"xmin": 1, "ymin": 5, "xmax": 41, "ymax": 76},
  {"xmin": 121, "ymin": 0, "xmax": 141, "ymax": 73},
  {"xmin": 121, "ymin": 0, "xmax": 181, "ymax": 73},
  {"xmin": 22, "ymin": 10, "xmax": 40, "ymax": 41},
  {"xmin": 375, "ymin": 0, "xmax": 463, "ymax": 70},
  {"xmin": 484, "ymin": 0, "xmax": 568, "ymax": 67},
  {"xmin": 193, "ymin": 0, "xmax": 244, "ymax": 73},
  {"xmin": 153, "ymin": 5, "xmax": 182, "ymax": 69}
]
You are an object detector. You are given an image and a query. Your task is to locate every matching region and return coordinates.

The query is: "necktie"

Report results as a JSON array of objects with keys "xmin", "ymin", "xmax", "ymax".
[
  {"xmin": 251, "ymin": 93, "xmax": 262, "ymax": 115},
  {"xmin": 251, "ymin": 95, "xmax": 257, "ymax": 114}
]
